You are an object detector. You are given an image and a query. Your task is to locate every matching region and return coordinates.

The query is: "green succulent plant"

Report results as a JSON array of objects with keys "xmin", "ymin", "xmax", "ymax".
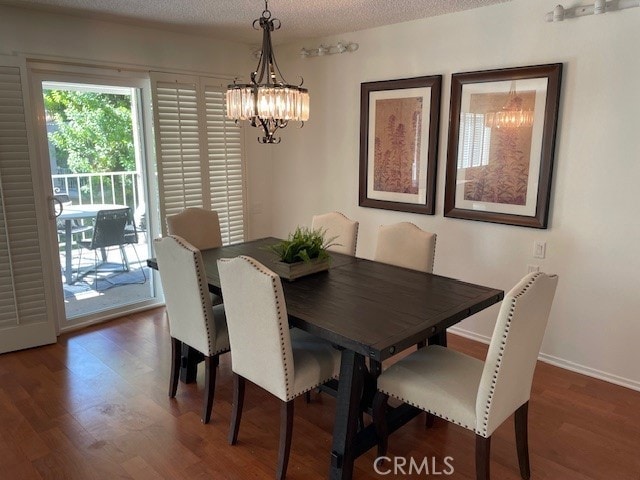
[{"xmin": 269, "ymin": 226, "xmax": 338, "ymax": 264}]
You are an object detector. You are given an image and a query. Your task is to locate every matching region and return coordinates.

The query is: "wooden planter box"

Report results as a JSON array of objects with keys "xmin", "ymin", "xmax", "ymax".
[{"xmin": 271, "ymin": 257, "xmax": 330, "ymax": 281}]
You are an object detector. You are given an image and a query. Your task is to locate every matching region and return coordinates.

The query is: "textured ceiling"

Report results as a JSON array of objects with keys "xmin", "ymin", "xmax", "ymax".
[{"xmin": 2, "ymin": 0, "xmax": 511, "ymax": 44}]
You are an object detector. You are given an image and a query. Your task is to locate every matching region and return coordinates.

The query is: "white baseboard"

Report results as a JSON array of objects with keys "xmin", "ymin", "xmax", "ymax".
[
  {"xmin": 448, "ymin": 326, "xmax": 640, "ymax": 393},
  {"xmin": 448, "ymin": 326, "xmax": 492, "ymax": 345}
]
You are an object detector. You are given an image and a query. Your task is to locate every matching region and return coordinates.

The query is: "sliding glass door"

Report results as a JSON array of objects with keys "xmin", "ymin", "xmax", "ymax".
[{"xmin": 29, "ymin": 66, "xmax": 160, "ymax": 330}]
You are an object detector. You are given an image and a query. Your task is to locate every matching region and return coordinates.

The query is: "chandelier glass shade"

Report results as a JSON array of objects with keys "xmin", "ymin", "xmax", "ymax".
[
  {"xmin": 484, "ymin": 81, "xmax": 534, "ymax": 129},
  {"xmin": 226, "ymin": 2, "xmax": 309, "ymax": 144}
]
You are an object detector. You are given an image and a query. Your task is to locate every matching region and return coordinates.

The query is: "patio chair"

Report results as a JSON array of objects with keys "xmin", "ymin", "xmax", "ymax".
[
  {"xmin": 125, "ymin": 204, "xmax": 147, "ymax": 244},
  {"xmin": 123, "ymin": 207, "xmax": 147, "ymax": 283},
  {"xmin": 78, "ymin": 208, "xmax": 143, "ymax": 288}
]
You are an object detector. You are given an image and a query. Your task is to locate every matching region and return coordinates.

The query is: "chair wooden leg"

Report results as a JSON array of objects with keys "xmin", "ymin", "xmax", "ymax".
[
  {"xmin": 202, "ymin": 355, "xmax": 217, "ymax": 424},
  {"xmin": 425, "ymin": 412, "xmax": 435, "ymax": 428},
  {"xmin": 228, "ymin": 373, "xmax": 245, "ymax": 445},
  {"xmin": 515, "ymin": 402, "xmax": 531, "ymax": 480},
  {"xmin": 475, "ymin": 434, "xmax": 491, "ymax": 480},
  {"xmin": 276, "ymin": 400, "xmax": 294, "ymax": 480},
  {"xmin": 169, "ymin": 337, "xmax": 181, "ymax": 398},
  {"xmin": 372, "ymin": 392, "xmax": 389, "ymax": 458}
]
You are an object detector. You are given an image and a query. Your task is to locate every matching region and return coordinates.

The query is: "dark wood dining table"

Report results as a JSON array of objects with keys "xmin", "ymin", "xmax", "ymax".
[{"xmin": 148, "ymin": 237, "xmax": 504, "ymax": 480}]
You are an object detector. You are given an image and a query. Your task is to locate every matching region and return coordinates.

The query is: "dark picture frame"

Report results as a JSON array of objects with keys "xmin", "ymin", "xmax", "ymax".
[
  {"xmin": 444, "ymin": 64, "xmax": 562, "ymax": 228},
  {"xmin": 359, "ymin": 76, "xmax": 441, "ymax": 215}
]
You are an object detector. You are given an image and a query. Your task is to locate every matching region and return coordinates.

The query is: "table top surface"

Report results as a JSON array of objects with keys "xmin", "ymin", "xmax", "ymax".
[
  {"xmin": 58, "ymin": 204, "xmax": 129, "ymax": 220},
  {"xmin": 149, "ymin": 237, "xmax": 504, "ymax": 361}
]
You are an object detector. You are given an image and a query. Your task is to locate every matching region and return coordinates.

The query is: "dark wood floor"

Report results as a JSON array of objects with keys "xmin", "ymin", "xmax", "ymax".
[{"xmin": 1, "ymin": 308, "xmax": 639, "ymax": 479}]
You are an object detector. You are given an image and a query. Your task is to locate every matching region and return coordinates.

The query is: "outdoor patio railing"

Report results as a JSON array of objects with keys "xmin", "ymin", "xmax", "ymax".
[{"xmin": 52, "ymin": 171, "xmax": 142, "ymax": 213}]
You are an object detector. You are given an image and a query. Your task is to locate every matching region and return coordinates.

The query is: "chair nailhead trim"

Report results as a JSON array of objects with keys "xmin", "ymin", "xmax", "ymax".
[
  {"xmin": 431, "ymin": 233, "xmax": 436, "ymax": 273},
  {"xmin": 379, "ymin": 388, "xmax": 473, "ymax": 431},
  {"xmin": 477, "ymin": 272, "xmax": 542, "ymax": 436},
  {"xmin": 239, "ymin": 256, "xmax": 293, "ymax": 400},
  {"xmin": 159, "ymin": 236, "xmax": 216, "ymax": 355},
  {"xmin": 352, "ymin": 221, "xmax": 359, "ymax": 257},
  {"xmin": 321, "ymin": 212, "xmax": 358, "ymax": 256},
  {"xmin": 238, "ymin": 256, "xmax": 341, "ymax": 401}
]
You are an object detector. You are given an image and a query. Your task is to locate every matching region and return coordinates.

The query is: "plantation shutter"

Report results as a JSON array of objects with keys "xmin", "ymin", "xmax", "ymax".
[
  {"xmin": 151, "ymin": 73, "xmax": 245, "ymax": 244},
  {"xmin": 203, "ymin": 83, "xmax": 244, "ymax": 244},
  {"xmin": 0, "ymin": 56, "xmax": 56, "ymax": 353}
]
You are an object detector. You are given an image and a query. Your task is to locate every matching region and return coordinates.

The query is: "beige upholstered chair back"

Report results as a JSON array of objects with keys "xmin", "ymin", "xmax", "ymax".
[
  {"xmin": 217, "ymin": 256, "xmax": 295, "ymax": 402},
  {"xmin": 166, "ymin": 207, "xmax": 223, "ymax": 250},
  {"xmin": 154, "ymin": 236, "xmax": 218, "ymax": 356},
  {"xmin": 374, "ymin": 222, "xmax": 436, "ymax": 273},
  {"xmin": 311, "ymin": 211, "xmax": 359, "ymax": 256},
  {"xmin": 475, "ymin": 272, "xmax": 558, "ymax": 437}
]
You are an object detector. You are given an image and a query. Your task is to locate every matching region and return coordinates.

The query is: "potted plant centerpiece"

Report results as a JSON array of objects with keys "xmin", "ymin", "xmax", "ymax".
[{"xmin": 268, "ymin": 227, "xmax": 337, "ymax": 280}]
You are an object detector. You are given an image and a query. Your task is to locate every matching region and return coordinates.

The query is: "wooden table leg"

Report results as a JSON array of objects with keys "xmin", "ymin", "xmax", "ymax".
[
  {"xmin": 329, "ymin": 349, "xmax": 365, "ymax": 480},
  {"xmin": 427, "ymin": 330, "xmax": 447, "ymax": 347}
]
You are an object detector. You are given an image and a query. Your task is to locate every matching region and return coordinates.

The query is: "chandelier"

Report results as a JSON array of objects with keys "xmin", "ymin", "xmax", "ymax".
[
  {"xmin": 484, "ymin": 81, "xmax": 533, "ymax": 129},
  {"xmin": 226, "ymin": 1, "xmax": 309, "ymax": 144}
]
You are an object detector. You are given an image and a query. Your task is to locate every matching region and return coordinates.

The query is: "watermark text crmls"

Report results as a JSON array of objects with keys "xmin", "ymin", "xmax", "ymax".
[{"xmin": 374, "ymin": 456, "xmax": 455, "ymax": 476}]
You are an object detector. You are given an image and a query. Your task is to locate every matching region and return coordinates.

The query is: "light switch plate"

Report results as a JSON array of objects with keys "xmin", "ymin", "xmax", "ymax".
[{"xmin": 533, "ymin": 241, "xmax": 546, "ymax": 259}]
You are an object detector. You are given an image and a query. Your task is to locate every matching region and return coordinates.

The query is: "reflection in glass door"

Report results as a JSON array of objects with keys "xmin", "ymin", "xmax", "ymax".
[{"xmin": 38, "ymin": 80, "xmax": 155, "ymax": 326}]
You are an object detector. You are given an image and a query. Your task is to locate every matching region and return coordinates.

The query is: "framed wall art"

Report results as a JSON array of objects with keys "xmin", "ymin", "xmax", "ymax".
[
  {"xmin": 444, "ymin": 63, "xmax": 562, "ymax": 228},
  {"xmin": 359, "ymin": 75, "xmax": 441, "ymax": 215}
]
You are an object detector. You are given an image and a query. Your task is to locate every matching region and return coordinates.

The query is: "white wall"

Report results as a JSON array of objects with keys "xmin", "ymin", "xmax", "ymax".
[
  {"xmin": 270, "ymin": 0, "xmax": 640, "ymax": 389},
  {"xmin": 0, "ymin": 6, "xmax": 248, "ymax": 75}
]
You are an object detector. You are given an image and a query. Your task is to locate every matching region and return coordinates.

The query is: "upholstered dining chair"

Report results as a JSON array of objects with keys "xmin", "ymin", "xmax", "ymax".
[
  {"xmin": 369, "ymin": 222, "xmax": 438, "ymax": 376},
  {"xmin": 154, "ymin": 235, "xmax": 230, "ymax": 424},
  {"xmin": 166, "ymin": 207, "xmax": 223, "ymax": 250},
  {"xmin": 311, "ymin": 211, "xmax": 359, "ymax": 256},
  {"xmin": 217, "ymin": 255, "xmax": 341, "ymax": 480},
  {"xmin": 372, "ymin": 272, "xmax": 558, "ymax": 480},
  {"xmin": 374, "ymin": 222, "xmax": 436, "ymax": 273},
  {"xmin": 167, "ymin": 207, "xmax": 224, "ymax": 305}
]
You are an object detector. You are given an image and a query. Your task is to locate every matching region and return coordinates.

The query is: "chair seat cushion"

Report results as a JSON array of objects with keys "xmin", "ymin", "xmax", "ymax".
[
  {"xmin": 289, "ymin": 328, "xmax": 341, "ymax": 400},
  {"xmin": 377, "ymin": 345, "xmax": 484, "ymax": 431}
]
